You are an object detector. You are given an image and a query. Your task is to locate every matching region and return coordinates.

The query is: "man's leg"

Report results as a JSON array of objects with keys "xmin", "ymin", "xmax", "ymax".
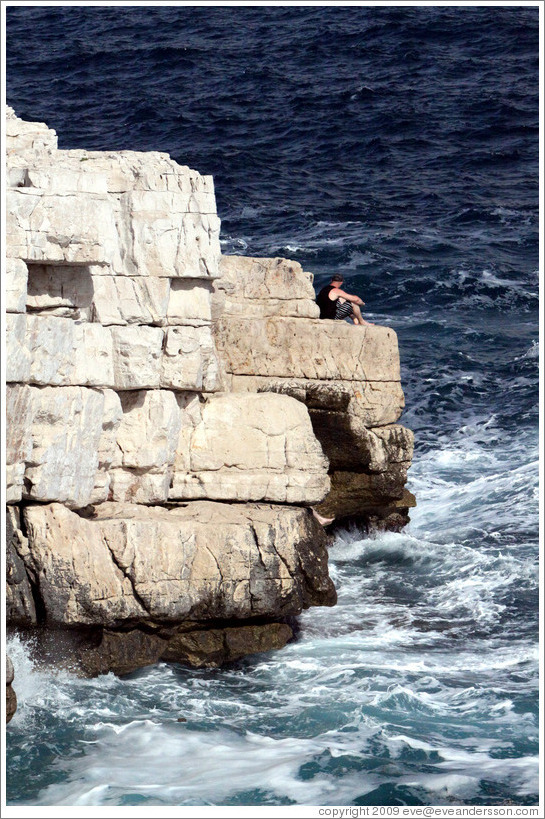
[
  {"xmin": 352, "ymin": 304, "xmax": 362, "ymax": 324},
  {"xmin": 351, "ymin": 304, "xmax": 370, "ymax": 325}
]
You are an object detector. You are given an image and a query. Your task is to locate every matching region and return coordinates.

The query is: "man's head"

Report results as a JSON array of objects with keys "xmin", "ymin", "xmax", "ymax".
[{"xmin": 331, "ymin": 274, "xmax": 344, "ymax": 285}]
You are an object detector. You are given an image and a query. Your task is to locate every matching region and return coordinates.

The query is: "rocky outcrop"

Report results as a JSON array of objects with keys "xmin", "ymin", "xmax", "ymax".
[
  {"xmin": 5, "ymin": 109, "xmax": 338, "ymax": 675},
  {"xmin": 5, "ymin": 110, "xmax": 329, "ymax": 512},
  {"xmin": 6, "ymin": 506, "xmax": 36, "ymax": 626},
  {"xmin": 19, "ymin": 501, "xmax": 334, "ymax": 628},
  {"xmin": 6, "ymin": 384, "xmax": 328, "ymax": 508},
  {"xmin": 7, "ymin": 501, "xmax": 334, "ymax": 676},
  {"xmin": 81, "ymin": 621, "xmax": 296, "ymax": 676},
  {"xmin": 6, "ymin": 655, "xmax": 17, "ymax": 723},
  {"xmin": 214, "ymin": 255, "xmax": 415, "ymax": 530},
  {"xmin": 5, "ymin": 108, "xmax": 412, "ymax": 677},
  {"xmin": 8, "ymin": 494, "xmax": 327, "ymax": 677}
]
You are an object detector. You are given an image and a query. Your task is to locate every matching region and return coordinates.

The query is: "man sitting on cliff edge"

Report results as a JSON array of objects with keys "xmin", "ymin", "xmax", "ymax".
[{"xmin": 316, "ymin": 274, "xmax": 373, "ymax": 325}]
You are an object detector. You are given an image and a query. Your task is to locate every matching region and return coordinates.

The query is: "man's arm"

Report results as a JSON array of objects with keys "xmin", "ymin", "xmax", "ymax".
[{"xmin": 331, "ymin": 287, "xmax": 365, "ymax": 306}]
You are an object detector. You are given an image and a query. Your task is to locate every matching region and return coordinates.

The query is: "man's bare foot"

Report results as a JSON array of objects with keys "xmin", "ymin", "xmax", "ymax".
[{"xmin": 312, "ymin": 509, "xmax": 335, "ymax": 526}]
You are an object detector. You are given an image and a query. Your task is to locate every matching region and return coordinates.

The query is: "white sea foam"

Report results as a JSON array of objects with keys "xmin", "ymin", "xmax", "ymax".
[
  {"xmin": 514, "ymin": 339, "xmax": 539, "ymax": 360},
  {"xmin": 5, "ymin": 634, "xmax": 83, "ymax": 725},
  {"xmin": 7, "ymin": 614, "xmax": 539, "ymax": 807},
  {"xmin": 219, "ymin": 236, "xmax": 249, "ymax": 251},
  {"xmin": 23, "ymin": 713, "xmax": 539, "ymax": 807},
  {"xmin": 30, "ymin": 723, "xmax": 375, "ymax": 806}
]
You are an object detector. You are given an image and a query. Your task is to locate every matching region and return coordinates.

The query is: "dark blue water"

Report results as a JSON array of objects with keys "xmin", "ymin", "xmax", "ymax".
[{"xmin": 5, "ymin": 5, "xmax": 540, "ymax": 808}]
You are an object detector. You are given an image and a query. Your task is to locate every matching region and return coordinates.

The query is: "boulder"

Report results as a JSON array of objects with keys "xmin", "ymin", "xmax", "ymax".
[
  {"xmin": 22, "ymin": 501, "xmax": 336, "ymax": 628},
  {"xmin": 170, "ymin": 392, "xmax": 330, "ymax": 505}
]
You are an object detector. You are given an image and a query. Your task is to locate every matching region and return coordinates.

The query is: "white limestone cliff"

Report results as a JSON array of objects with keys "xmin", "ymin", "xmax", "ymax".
[
  {"xmin": 5, "ymin": 107, "xmax": 413, "ymax": 676},
  {"xmin": 214, "ymin": 254, "xmax": 415, "ymax": 526}
]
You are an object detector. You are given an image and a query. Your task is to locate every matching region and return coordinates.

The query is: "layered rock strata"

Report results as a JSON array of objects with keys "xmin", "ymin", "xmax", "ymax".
[
  {"xmin": 5, "ymin": 108, "xmax": 413, "ymax": 678},
  {"xmin": 214, "ymin": 255, "xmax": 415, "ymax": 529},
  {"xmin": 5, "ymin": 109, "xmax": 336, "ymax": 675},
  {"xmin": 11, "ymin": 501, "xmax": 334, "ymax": 675}
]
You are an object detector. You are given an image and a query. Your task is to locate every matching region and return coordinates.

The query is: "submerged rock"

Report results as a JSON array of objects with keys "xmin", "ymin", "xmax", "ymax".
[{"xmin": 80, "ymin": 621, "xmax": 295, "ymax": 676}]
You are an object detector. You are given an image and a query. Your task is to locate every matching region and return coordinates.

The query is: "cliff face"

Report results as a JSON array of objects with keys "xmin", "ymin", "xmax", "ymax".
[
  {"xmin": 5, "ymin": 108, "xmax": 413, "ymax": 677},
  {"xmin": 214, "ymin": 256, "xmax": 415, "ymax": 530}
]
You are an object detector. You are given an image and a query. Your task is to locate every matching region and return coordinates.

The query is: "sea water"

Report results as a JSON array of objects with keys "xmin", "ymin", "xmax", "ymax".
[{"xmin": 4, "ymin": 5, "xmax": 540, "ymax": 807}]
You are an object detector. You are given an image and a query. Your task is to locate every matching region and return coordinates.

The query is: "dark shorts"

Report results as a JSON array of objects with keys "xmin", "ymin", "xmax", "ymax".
[{"xmin": 334, "ymin": 300, "xmax": 354, "ymax": 320}]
